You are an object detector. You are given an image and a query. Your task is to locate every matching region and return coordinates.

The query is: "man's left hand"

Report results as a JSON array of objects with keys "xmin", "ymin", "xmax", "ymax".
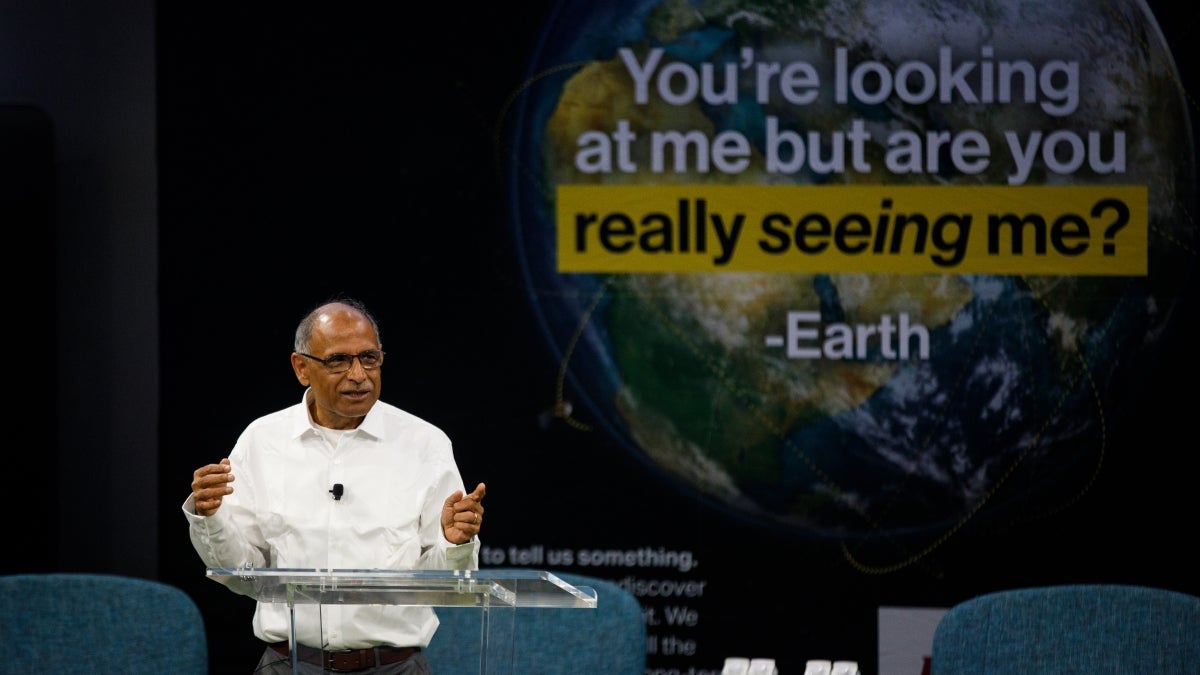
[{"xmin": 442, "ymin": 482, "xmax": 486, "ymax": 544}]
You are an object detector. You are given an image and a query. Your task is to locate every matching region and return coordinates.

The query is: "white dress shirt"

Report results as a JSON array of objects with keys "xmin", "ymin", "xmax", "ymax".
[{"xmin": 183, "ymin": 390, "xmax": 478, "ymax": 649}]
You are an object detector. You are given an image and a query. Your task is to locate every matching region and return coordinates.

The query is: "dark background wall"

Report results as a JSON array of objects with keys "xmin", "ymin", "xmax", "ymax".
[
  {"xmin": 4, "ymin": 0, "xmax": 157, "ymax": 578},
  {"xmin": 4, "ymin": 1, "xmax": 1197, "ymax": 673}
]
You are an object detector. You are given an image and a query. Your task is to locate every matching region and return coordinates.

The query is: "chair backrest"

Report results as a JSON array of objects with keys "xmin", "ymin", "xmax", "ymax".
[
  {"xmin": 0, "ymin": 573, "xmax": 208, "ymax": 675},
  {"xmin": 424, "ymin": 570, "xmax": 645, "ymax": 675},
  {"xmin": 931, "ymin": 583, "xmax": 1200, "ymax": 674}
]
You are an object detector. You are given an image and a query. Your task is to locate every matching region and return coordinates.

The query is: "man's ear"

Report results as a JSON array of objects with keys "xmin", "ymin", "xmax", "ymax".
[{"xmin": 290, "ymin": 353, "xmax": 310, "ymax": 385}]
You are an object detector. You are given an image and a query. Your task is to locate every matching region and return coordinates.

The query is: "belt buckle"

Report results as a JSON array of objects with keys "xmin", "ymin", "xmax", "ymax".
[{"xmin": 324, "ymin": 648, "xmax": 366, "ymax": 672}]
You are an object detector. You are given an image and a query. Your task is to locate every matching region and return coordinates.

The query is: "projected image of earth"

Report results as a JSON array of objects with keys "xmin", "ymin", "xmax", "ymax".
[{"xmin": 506, "ymin": 0, "xmax": 1197, "ymax": 545}]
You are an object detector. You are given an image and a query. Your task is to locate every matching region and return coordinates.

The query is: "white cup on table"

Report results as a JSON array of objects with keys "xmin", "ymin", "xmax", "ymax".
[
  {"xmin": 748, "ymin": 658, "xmax": 777, "ymax": 675},
  {"xmin": 805, "ymin": 659, "xmax": 833, "ymax": 675}
]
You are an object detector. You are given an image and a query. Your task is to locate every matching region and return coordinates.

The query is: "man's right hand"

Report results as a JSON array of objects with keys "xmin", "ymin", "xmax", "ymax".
[{"xmin": 192, "ymin": 458, "xmax": 234, "ymax": 517}]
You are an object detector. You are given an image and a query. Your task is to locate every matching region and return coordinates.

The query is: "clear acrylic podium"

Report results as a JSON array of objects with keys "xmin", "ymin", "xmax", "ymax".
[{"xmin": 206, "ymin": 567, "xmax": 597, "ymax": 674}]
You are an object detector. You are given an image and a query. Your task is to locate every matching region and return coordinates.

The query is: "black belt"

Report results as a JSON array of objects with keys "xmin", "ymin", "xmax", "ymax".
[{"xmin": 269, "ymin": 642, "xmax": 420, "ymax": 672}]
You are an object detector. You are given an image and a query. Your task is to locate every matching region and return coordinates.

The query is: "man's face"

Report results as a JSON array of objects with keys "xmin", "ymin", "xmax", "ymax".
[{"xmin": 291, "ymin": 305, "xmax": 382, "ymax": 429}]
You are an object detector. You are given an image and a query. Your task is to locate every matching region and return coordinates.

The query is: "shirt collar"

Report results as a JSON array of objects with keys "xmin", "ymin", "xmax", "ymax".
[{"xmin": 293, "ymin": 388, "xmax": 385, "ymax": 440}]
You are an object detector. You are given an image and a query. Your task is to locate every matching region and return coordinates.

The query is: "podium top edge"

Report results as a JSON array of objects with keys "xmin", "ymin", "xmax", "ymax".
[
  {"xmin": 205, "ymin": 568, "xmax": 564, "ymax": 581},
  {"xmin": 204, "ymin": 568, "xmax": 597, "ymax": 608}
]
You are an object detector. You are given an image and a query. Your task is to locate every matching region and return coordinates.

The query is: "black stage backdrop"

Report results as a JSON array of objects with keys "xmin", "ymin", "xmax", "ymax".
[{"xmin": 156, "ymin": 3, "xmax": 1199, "ymax": 674}]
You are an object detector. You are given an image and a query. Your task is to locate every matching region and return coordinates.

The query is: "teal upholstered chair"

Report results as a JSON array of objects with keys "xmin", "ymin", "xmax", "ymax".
[
  {"xmin": 0, "ymin": 573, "xmax": 208, "ymax": 675},
  {"xmin": 424, "ymin": 570, "xmax": 645, "ymax": 675},
  {"xmin": 931, "ymin": 583, "xmax": 1200, "ymax": 674}
]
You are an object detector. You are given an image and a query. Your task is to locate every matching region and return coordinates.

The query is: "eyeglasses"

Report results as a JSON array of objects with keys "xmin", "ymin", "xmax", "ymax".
[{"xmin": 298, "ymin": 349, "xmax": 385, "ymax": 373}]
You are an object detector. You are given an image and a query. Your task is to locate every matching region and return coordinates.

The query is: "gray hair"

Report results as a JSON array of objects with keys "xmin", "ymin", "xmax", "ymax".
[{"xmin": 293, "ymin": 297, "xmax": 381, "ymax": 353}]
